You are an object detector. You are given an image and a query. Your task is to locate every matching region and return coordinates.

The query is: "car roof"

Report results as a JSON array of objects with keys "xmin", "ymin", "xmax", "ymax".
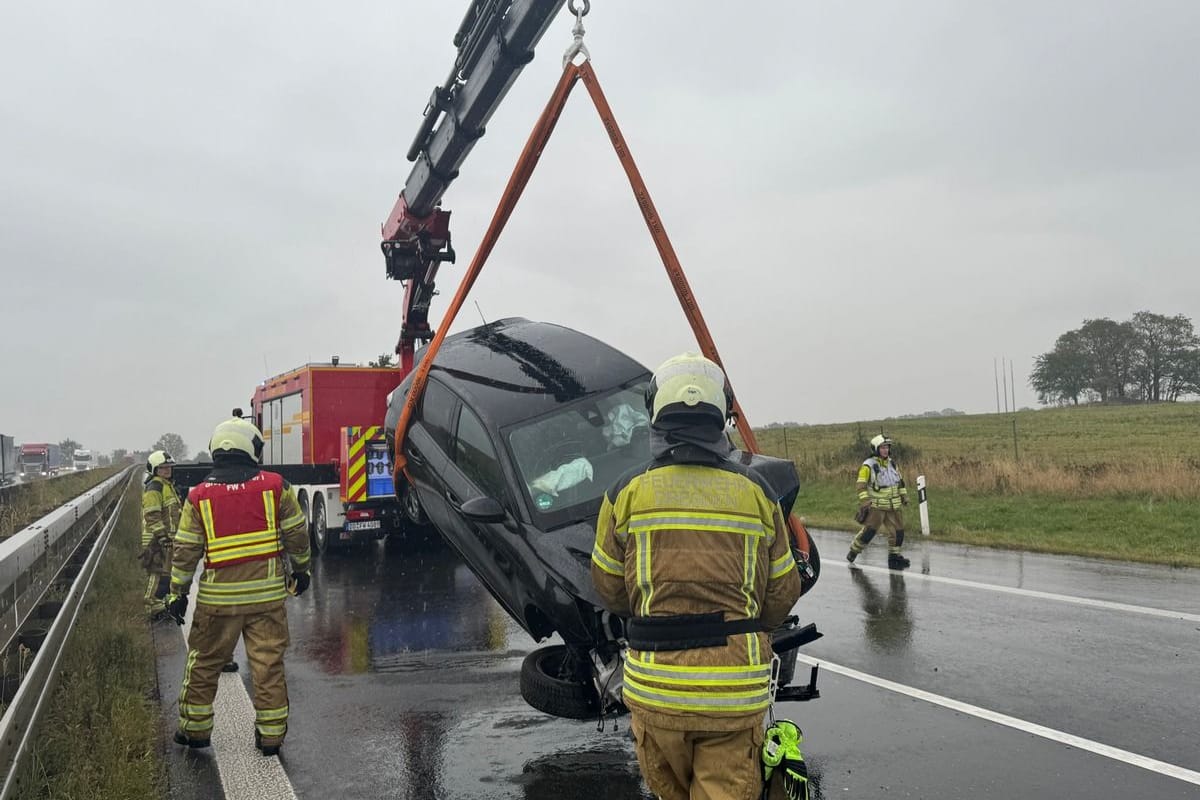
[{"xmin": 428, "ymin": 318, "xmax": 651, "ymax": 428}]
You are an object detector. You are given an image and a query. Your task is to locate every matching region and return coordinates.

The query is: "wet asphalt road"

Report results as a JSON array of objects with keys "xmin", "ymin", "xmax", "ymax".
[{"xmin": 208, "ymin": 530, "xmax": 1199, "ymax": 799}]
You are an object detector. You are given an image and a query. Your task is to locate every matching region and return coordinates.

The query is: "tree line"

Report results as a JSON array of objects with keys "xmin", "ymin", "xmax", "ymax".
[{"xmin": 1031, "ymin": 311, "xmax": 1200, "ymax": 405}]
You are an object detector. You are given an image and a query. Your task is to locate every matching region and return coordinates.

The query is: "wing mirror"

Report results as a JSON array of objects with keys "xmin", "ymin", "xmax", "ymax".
[{"xmin": 460, "ymin": 496, "xmax": 507, "ymax": 523}]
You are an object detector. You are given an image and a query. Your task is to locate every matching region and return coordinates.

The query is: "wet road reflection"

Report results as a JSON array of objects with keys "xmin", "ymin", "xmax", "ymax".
[{"xmin": 847, "ymin": 566, "xmax": 914, "ymax": 653}]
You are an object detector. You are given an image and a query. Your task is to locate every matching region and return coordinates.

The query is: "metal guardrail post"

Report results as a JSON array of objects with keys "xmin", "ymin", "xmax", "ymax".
[{"xmin": 0, "ymin": 468, "xmax": 134, "ymax": 797}]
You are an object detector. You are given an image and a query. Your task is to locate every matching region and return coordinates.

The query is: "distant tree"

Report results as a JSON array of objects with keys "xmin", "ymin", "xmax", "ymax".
[
  {"xmin": 194, "ymin": 450, "xmax": 212, "ymax": 463},
  {"xmin": 1031, "ymin": 330, "xmax": 1090, "ymax": 405},
  {"xmin": 369, "ymin": 353, "xmax": 396, "ymax": 368},
  {"xmin": 152, "ymin": 433, "xmax": 188, "ymax": 461},
  {"xmin": 111, "ymin": 448, "xmax": 128, "ymax": 463},
  {"xmin": 1076, "ymin": 318, "xmax": 1137, "ymax": 401},
  {"xmin": 97, "ymin": 454, "xmax": 111, "ymax": 466},
  {"xmin": 1168, "ymin": 349, "xmax": 1200, "ymax": 400},
  {"xmin": 1130, "ymin": 311, "xmax": 1199, "ymax": 402},
  {"xmin": 58, "ymin": 437, "xmax": 81, "ymax": 457}
]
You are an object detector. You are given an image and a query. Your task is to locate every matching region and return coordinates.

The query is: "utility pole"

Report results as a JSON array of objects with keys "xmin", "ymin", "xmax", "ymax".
[
  {"xmin": 1001, "ymin": 357, "xmax": 1009, "ymax": 413},
  {"xmin": 1009, "ymin": 358, "xmax": 1017, "ymax": 412},
  {"xmin": 994, "ymin": 357, "xmax": 1001, "ymax": 414}
]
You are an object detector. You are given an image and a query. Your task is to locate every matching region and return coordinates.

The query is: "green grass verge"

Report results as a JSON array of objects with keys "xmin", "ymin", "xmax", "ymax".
[
  {"xmin": 14, "ymin": 480, "xmax": 165, "ymax": 800},
  {"xmin": 0, "ymin": 468, "xmax": 122, "ymax": 539},
  {"xmin": 798, "ymin": 479, "xmax": 1200, "ymax": 568}
]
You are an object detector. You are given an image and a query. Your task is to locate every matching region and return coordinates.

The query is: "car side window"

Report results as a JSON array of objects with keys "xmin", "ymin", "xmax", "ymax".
[
  {"xmin": 421, "ymin": 379, "xmax": 457, "ymax": 454},
  {"xmin": 454, "ymin": 406, "xmax": 507, "ymax": 502}
]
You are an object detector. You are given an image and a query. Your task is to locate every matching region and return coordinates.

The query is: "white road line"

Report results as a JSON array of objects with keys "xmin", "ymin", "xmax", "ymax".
[
  {"xmin": 851, "ymin": 563, "xmax": 1200, "ymax": 623},
  {"xmin": 179, "ymin": 584, "xmax": 299, "ymax": 800},
  {"xmin": 795, "ymin": 654, "xmax": 1200, "ymax": 787}
]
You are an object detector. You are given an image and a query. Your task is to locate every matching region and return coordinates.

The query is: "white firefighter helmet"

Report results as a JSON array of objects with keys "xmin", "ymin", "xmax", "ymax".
[
  {"xmin": 870, "ymin": 434, "xmax": 893, "ymax": 455},
  {"xmin": 645, "ymin": 352, "xmax": 733, "ymax": 426},
  {"xmin": 146, "ymin": 450, "xmax": 176, "ymax": 476},
  {"xmin": 209, "ymin": 418, "xmax": 265, "ymax": 462}
]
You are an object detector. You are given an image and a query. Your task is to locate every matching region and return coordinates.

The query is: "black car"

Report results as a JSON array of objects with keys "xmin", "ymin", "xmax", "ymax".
[{"xmin": 386, "ymin": 318, "xmax": 820, "ymax": 718}]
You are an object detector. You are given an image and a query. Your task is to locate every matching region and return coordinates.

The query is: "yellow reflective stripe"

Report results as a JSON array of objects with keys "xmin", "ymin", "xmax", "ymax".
[
  {"xmin": 179, "ymin": 718, "xmax": 214, "ymax": 732},
  {"xmin": 591, "ymin": 544, "xmax": 623, "ymax": 576},
  {"xmin": 626, "ymin": 654, "xmax": 772, "ymax": 674},
  {"xmin": 292, "ymin": 551, "xmax": 311, "ymax": 567},
  {"xmin": 199, "ymin": 498, "xmax": 215, "ymax": 539},
  {"xmin": 636, "ymin": 531, "xmax": 653, "ymax": 616},
  {"xmin": 280, "ymin": 512, "xmax": 306, "ymax": 529},
  {"xmin": 770, "ymin": 551, "xmax": 796, "ymax": 579},
  {"xmin": 197, "ymin": 586, "xmax": 287, "ymax": 605},
  {"xmin": 255, "ymin": 706, "xmax": 289, "ymax": 721},
  {"xmin": 262, "ymin": 490, "xmax": 277, "ymax": 534},
  {"xmin": 174, "ymin": 529, "xmax": 204, "ymax": 545},
  {"xmin": 207, "ymin": 542, "xmax": 284, "ymax": 565},
  {"xmin": 624, "ymin": 676, "xmax": 770, "ymax": 713},
  {"xmin": 625, "ymin": 660, "xmax": 770, "ymax": 686},
  {"xmin": 257, "ymin": 723, "xmax": 287, "ymax": 736},
  {"xmin": 206, "ymin": 527, "xmax": 280, "ymax": 550},
  {"xmin": 182, "ymin": 704, "xmax": 213, "ymax": 715},
  {"xmin": 199, "ymin": 576, "xmax": 285, "ymax": 593},
  {"xmin": 170, "ymin": 566, "xmax": 193, "ymax": 583},
  {"xmin": 629, "ymin": 511, "xmax": 765, "ymax": 537}
]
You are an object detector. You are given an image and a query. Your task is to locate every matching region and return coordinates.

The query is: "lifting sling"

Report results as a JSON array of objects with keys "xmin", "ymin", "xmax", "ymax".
[{"xmin": 390, "ymin": 38, "xmax": 815, "ymax": 568}]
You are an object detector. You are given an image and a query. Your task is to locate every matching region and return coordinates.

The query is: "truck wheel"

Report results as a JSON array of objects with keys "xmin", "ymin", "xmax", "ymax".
[
  {"xmin": 311, "ymin": 495, "xmax": 330, "ymax": 553},
  {"xmin": 519, "ymin": 645, "xmax": 600, "ymax": 720}
]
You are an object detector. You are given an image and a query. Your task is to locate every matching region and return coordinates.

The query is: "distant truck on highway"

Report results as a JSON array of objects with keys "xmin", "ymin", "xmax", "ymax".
[
  {"xmin": 1, "ymin": 435, "xmax": 15, "ymax": 485},
  {"xmin": 72, "ymin": 449, "xmax": 94, "ymax": 471},
  {"xmin": 19, "ymin": 443, "xmax": 62, "ymax": 477}
]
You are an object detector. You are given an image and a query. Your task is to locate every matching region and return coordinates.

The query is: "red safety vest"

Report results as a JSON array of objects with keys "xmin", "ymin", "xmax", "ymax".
[{"xmin": 189, "ymin": 472, "xmax": 286, "ymax": 569}]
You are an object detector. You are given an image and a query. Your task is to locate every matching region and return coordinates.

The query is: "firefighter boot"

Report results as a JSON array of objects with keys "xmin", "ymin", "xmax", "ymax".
[
  {"xmin": 222, "ymin": 661, "xmax": 239, "ymax": 673},
  {"xmin": 255, "ymin": 729, "xmax": 281, "ymax": 757},
  {"xmin": 846, "ymin": 550, "xmax": 857, "ymax": 563},
  {"xmin": 173, "ymin": 731, "xmax": 211, "ymax": 749},
  {"xmin": 887, "ymin": 553, "xmax": 910, "ymax": 570}
]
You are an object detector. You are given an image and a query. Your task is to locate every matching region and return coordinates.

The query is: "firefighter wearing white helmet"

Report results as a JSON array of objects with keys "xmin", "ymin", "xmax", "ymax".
[
  {"xmin": 166, "ymin": 416, "xmax": 311, "ymax": 756},
  {"xmin": 140, "ymin": 450, "xmax": 180, "ymax": 618},
  {"xmin": 591, "ymin": 352, "xmax": 803, "ymax": 800},
  {"xmin": 847, "ymin": 434, "xmax": 910, "ymax": 569}
]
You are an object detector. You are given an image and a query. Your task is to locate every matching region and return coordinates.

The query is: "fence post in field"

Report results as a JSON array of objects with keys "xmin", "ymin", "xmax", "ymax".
[{"xmin": 917, "ymin": 474, "xmax": 930, "ymax": 536}]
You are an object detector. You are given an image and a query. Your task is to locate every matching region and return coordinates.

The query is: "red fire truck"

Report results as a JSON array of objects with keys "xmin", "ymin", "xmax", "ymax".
[{"xmin": 246, "ymin": 361, "xmax": 419, "ymax": 552}]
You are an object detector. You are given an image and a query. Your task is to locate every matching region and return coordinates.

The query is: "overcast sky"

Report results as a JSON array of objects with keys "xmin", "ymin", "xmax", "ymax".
[{"xmin": 2, "ymin": 1, "xmax": 1198, "ymax": 457}]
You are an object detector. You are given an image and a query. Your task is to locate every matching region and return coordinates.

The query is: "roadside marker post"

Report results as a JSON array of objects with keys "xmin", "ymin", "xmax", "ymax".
[{"xmin": 917, "ymin": 475, "xmax": 930, "ymax": 536}]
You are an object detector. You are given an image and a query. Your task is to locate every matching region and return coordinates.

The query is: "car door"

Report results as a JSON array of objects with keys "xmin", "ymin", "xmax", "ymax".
[
  {"xmin": 438, "ymin": 403, "xmax": 537, "ymax": 631},
  {"xmin": 402, "ymin": 378, "xmax": 459, "ymax": 538}
]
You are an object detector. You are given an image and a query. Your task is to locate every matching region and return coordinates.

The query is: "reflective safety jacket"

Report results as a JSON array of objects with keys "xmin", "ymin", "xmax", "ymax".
[
  {"xmin": 171, "ymin": 470, "xmax": 310, "ymax": 613},
  {"xmin": 591, "ymin": 460, "xmax": 803, "ymax": 731},
  {"xmin": 857, "ymin": 456, "xmax": 907, "ymax": 510},
  {"xmin": 142, "ymin": 476, "xmax": 182, "ymax": 548}
]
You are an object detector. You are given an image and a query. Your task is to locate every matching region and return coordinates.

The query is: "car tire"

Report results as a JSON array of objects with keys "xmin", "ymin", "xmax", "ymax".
[
  {"xmin": 800, "ymin": 529, "xmax": 820, "ymax": 596},
  {"xmin": 399, "ymin": 481, "xmax": 428, "ymax": 527},
  {"xmin": 311, "ymin": 495, "xmax": 330, "ymax": 553},
  {"xmin": 519, "ymin": 645, "xmax": 600, "ymax": 720}
]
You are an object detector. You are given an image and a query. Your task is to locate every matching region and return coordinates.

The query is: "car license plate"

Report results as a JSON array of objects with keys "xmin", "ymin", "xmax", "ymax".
[{"xmin": 344, "ymin": 520, "xmax": 381, "ymax": 532}]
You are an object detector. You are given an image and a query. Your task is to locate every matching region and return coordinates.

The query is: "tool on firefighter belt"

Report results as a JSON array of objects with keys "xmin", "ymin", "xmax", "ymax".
[
  {"xmin": 761, "ymin": 719, "xmax": 810, "ymax": 800},
  {"xmin": 855, "ymin": 505, "xmax": 870, "ymax": 525}
]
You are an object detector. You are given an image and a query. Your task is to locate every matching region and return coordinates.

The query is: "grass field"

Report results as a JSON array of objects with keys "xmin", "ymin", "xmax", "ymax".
[
  {"xmin": 14, "ymin": 481, "xmax": 165, "ymax": 800},
  {"xmin": 0, "ymin": 468, "xmax": 122, "ymax": 539},
  {"xmin": 748, "ymin": 402, "xmax": 1200, "ymax": 567}
]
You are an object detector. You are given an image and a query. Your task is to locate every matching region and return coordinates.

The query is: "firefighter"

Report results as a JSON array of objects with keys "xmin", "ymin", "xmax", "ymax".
[
  {"xmin": 141, "ymin": 450, "xmax": 180, "ymax": 618},
  {"xmin": 591, "ymin": 353, "xmax": 803, "ymax": 800},
  {"xmin": 166, "ymin": 417, "xmax": 311, "ymax": 756},
  {"xmin": 847, "ymin": 434, "xmax": 910, "ymax": 569}
]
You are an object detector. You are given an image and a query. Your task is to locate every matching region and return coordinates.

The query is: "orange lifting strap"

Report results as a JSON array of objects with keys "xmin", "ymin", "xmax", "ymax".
[{"xmin": 392, "ymin": 58, "xmax": 812, "ymax": 559}]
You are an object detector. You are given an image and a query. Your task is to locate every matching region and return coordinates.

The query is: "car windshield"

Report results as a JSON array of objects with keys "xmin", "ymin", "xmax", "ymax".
[{"xmin": 506, "ymin": 383, "xmax": 651, "ymax": 522}]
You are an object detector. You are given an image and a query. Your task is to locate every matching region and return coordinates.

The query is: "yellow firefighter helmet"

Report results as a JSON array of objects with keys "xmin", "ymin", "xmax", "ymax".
[
  {"xmin": 209, "ymin": 418, "xmax": 265, "ymax": 462},
  {"xmin": 645, "ymin": 352, "xmax": 733, "ymax": 426},
  {"xmin": 870, "ymin": 434, "xmax": 893, "ymax": 455},
  {"xmin": 146, "ymin": 450, "xmax": 176, "ymax": 477}
]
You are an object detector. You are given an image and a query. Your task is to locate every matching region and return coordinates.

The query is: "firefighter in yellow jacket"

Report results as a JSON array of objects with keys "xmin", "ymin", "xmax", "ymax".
[
  {"xmin": 591, "ymin": 353, "xmax": 803, "ymax": 800},
  {"xmin": 166, "ymin": 417, "xmax": 311, "ymax": 756},
  {"xmin": 847, "ymin": 434, "xmax": 910, "ymax": 569},
  {"xmin": 141, "ymin": 450, "xmax": 180, "ymax": 618}
]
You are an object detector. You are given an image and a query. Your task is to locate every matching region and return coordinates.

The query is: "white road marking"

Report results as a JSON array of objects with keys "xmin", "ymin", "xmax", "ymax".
[
  {"xmin": 795, "ymin": 654, "xmax": 1200, "ymax": 787},
  {"xmin": 851, "ymin": 563, "xmax": 1200, "ymax": 623},
  {"xmin": 179, "ymin": 584, "xmax": 299, "ymax": 800}
]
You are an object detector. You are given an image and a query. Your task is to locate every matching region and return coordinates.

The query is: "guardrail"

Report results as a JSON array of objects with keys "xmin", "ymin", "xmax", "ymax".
[{"xmin": 0, "ymin": 468, "xmax": 132, "ymax": 798}]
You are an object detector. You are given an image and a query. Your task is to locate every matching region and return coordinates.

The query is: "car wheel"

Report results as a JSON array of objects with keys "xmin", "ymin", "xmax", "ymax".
[
  {"xmin": 399, "ymin": 481, "xmax": 428, "ymax": 526},
  {"xmin": 799, "ymin": 529, "xmax": 820, "ymax": 596},
  {"xmin": 311, "ymin": 495, "xmax": 330, "ymax": 553},
  {"xmin": 519, "ymin": 645, "xmax": 600, "ymax": 720}
]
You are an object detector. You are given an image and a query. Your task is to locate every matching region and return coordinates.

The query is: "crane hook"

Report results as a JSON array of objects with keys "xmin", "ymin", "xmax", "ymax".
[{"xmin": 563, "ymin": 0, "xmax": 591, "ymax": 67}]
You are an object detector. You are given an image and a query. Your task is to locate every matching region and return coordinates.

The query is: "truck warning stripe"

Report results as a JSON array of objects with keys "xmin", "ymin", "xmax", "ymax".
[{"xmin": 344, "ymin": 426, "xmax": 380, "ymax": 503}]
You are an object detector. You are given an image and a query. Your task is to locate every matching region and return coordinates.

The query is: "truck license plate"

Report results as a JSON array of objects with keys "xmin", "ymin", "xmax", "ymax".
[{"xmin": 345, "ymin": 520, "xmax": 382, "ymax": 532}]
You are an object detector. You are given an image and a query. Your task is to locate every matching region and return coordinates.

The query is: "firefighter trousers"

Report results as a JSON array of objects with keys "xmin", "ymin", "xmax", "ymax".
[
  {"xmin": 141, "ymin": 542, "xmax": 171, "ymax": 614},
  {"xmin": 630, "ymin": 711, "xmax": 765, "ymax": 800},
  {"xmin": 851, "ymin": 508, "xmax": 905, "ymax": 554},
  {"xmin": 178, "ymin": 603, "xmax": 291, "ymax": 746}
]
